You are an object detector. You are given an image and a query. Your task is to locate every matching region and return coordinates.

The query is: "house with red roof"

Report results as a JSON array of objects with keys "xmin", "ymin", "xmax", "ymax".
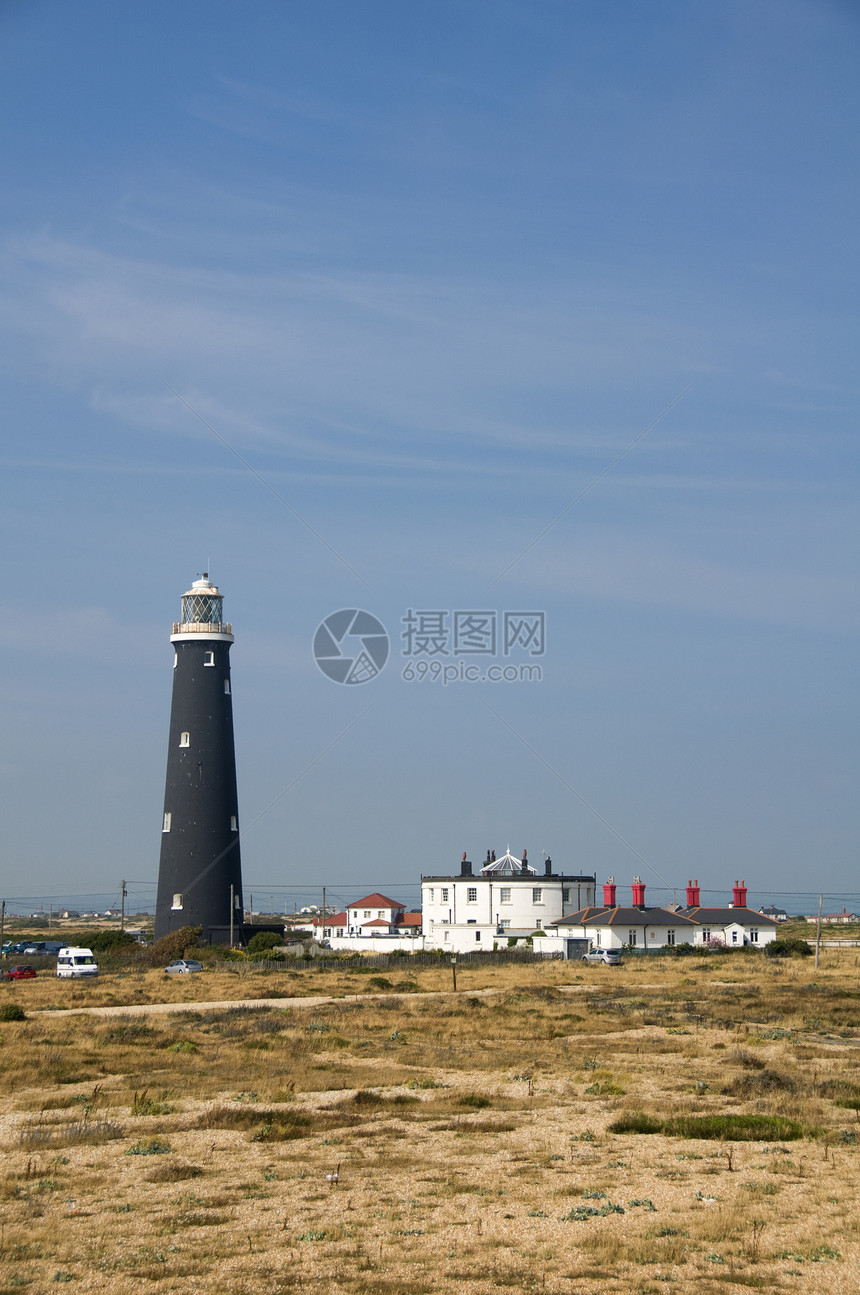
[
  {"xmin": 345, "ymin": 893, "xmax": 407, "ymax": 934},
  {"xmin": 306, "ymin": 892, "xmax": 423, "ymax": 949}
]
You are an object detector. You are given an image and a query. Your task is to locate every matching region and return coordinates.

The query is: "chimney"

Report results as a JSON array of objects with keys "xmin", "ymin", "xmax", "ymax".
[
  {"xmin": 631, "ymin": 875, "xmax": 646, "ymax": 908},
  {"xmin": 686, "ymin": 879, "xmax": 700, "ymax": 908},
  {"xmin": 732, "ymin": 879, "xmax": 747, "ymax": 909},
  {"xmin": 602, "ymin": 876, "xmax": 617, "ymax": 908},
  {"xmin": 460, "ymin": 852, "xmax": 472, "ymax": 877},
  {"xmin": 544, "ymin": 854, "xmax": 552, "ymax": 877}
]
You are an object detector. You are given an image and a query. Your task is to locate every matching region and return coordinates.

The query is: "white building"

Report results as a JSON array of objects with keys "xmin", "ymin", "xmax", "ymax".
[
  {"xmin": 308, "ymin": 893, "xmax": 424, "ymax": 953},
  {"xmin": 422, "ymin": 849, "xmax": 596, "ymax": 953},
  {"xmin": 552, "ymin": 878, "xmax": 779, "ymax": 950}
]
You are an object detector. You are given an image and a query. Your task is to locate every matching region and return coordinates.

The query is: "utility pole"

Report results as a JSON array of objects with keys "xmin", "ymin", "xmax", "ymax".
[
  {"xmin": 120, "ymin": 881, "xmax": 127, "ymax": 931},
  {"xmin": 814, "ymin": 893, "xmax": 823, "ymax": 969},
  {"xmin": 230, "ymin": 884, "xmax": 235, "ymax": 948},
  {"xmin": 48, "ymin": 904, "xmax": 53, "ymax": 934},
  {"xmin": 0, "ymin": 900, "xmax": 5, "ymax": 957},
  {"xmin": 322, "ymin": 887, "xmax": 326, "ymax": 944},
  {"xmin": 250, "ymin": 893, "xmax": 253, "ymax": 924}
]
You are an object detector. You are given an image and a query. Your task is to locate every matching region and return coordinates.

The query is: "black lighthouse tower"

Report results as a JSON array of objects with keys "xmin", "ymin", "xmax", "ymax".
[{"xmin": 155, "ymin": 574, "xmax": 243, "ymax": 944}]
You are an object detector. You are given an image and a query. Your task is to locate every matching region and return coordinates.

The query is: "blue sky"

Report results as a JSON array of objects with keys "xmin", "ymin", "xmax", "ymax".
[{"xmin": 1, "ymin": 0, "xmax": 857, "ymax": 915}]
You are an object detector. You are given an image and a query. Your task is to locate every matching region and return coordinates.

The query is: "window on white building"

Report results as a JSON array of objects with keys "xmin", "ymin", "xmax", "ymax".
[
  {"xmin": 731, "ymin": 929, "xmax": 739, "ymax": 943},
  {"xmin": 441, "ymin": 888, "xmax": 449, "ymax": 902},
  {"xmin": 562, "ymin": 888, "xmax": 570, "ymax": 904},
  {"xmin": 475, "ymin": 930, "xmax": 481, "ymax": 941},
  {"xmin": 499, "ymin": 919, "xmax": 511, "ymax": 929},
  {"xmin": 702, "ymin": 929, "xmax": 711, "ymax": 942},
  {"xmin": 500, "ymin": 887, "xmax": 511, "ymax": 904},
  {"xmin": 532, "ymin": 888, "xmax": 542, "ymax": 904},
  {"xmin": 750, "ymin": 928, "xmax": 759, "ymax": 943},
  {"xmin": 364, "ymin": 910, "xmax": 370, "ymax": 917},
  {"xmin": 428, "ymin": 889, "xmax": 434, "ymax": 902},
  {"xmin": 467, "ymin": 887, "xmax": 477, "ymax": 903},
  {"xmin": 535, "ymin": 919, "xmax": 543, "ymax": 929},
  {"xmin": 443, "ymin": 930, "xmax": 449, "ymax": 942},
  {"xmin": 667, "ymin": 930, "xmax": 675, "ymax": 946},
  {"xmin": 628, "ymin": 929, "xmax": 638, "ymax": 946}
]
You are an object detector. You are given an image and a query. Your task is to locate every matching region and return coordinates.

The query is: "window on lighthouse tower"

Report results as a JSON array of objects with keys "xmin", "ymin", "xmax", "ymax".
[
  {"xmin": 204, "ymin": 651, "xmax": 215, "ymax": 666},
  {"xmin": 171, "ymin": 893, "xmax": 183, "ymax": 910}
]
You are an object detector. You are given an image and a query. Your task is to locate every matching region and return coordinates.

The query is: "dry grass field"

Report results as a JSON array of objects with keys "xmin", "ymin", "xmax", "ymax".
[{"xmin": 0, "ymin": 950, "xmax": 858, "ymax": 1294}]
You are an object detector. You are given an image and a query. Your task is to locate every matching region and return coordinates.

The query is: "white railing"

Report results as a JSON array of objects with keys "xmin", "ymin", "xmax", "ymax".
[{"xmin": 172, "ymin": 622, "xmax": 233, "ymax": 634}]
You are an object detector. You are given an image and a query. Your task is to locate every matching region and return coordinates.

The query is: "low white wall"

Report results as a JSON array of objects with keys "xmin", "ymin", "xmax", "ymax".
[{"xmin": 325, "ymin": 935, "xmax": 426, "ymax": 954}]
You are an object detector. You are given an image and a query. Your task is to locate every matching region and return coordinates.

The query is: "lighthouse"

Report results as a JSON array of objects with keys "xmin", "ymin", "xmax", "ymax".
[{"xmin": 155, "ymin": 574, "xmax": 243, "ymax": 943}]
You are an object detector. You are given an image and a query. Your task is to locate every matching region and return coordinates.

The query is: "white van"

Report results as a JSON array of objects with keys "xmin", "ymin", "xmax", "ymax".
[{"xmin": 56, "ymin": 947, "xmax": 99, "ymax": 978}]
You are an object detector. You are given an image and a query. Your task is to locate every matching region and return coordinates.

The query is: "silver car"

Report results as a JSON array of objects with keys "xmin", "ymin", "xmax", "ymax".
[
  {"xmin": 164, "ymin": 959, "xmax": 204, "ymax": 974},
  {"xmin": 582, "ymin": 948, "xmax": 622, "ymax": 965}
]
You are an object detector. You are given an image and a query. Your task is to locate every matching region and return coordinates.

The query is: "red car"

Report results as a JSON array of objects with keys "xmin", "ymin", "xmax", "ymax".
[{"xmin": 3, "ymin": 965, "xmax": 36, "ymax": 980}]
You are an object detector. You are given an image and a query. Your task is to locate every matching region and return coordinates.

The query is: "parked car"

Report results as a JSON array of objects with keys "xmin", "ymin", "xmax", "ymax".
[
  {"xmin": 582, "ymin": 948, "xmax": 622, "ymax": 965},
  {"xmin": 3, "ymin": 965, "xmax": 37, "ymax": 980},
  {"xmin": 56, "ymin": 947, "xmax": 99, "ymax": 978},
  {"xmin": 164, "ymin": 960, "xmax": 204, "ymax": 974}
]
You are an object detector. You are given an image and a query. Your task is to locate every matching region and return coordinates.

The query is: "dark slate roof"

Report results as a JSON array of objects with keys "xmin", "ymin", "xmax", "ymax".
[
  {"xmin": 554, "ymin": 905, "xmax": 698, "ymax": 929},
  {"xmin": 682, "ymin": 906, "xmax": 778, "ymax": 925},
  {"xmin": 552, "ymin": 905, "xmax": 610, "ymax": 927}
]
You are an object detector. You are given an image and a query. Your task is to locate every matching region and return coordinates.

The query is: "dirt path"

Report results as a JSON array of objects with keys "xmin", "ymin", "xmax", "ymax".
[
  {"xmin": 36, "ymin": 980, "xmax": 799, "ymax": 1022},
  {"xmin": 34, "ymin": 988, "xmax": 498, "ymax": 1018}
]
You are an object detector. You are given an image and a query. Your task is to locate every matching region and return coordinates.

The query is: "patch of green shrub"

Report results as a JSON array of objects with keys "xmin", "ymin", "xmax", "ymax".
[
  {"xmin": 0, "ymin": 1004, "xmax": 26, "ymax": 1022},
  {"xmin": 246, "ymin": 931, "xmax": 283, "ymax": 955},
  {"xmin": 126, "ymin": 1138, "xmax": 171, "ymax": 1156},
  {"xmin": 765, "ymin": 939, "xmax": 813, "ymax": 958},
  {"xmin": 608, "ymin": 1111, "xmax": 805, "ymax": 1141}
]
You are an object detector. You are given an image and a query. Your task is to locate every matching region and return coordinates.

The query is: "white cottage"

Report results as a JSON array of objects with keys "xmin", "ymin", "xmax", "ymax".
[
  {"xmin": 552, "ymin": 878, "xmax": 699, "ymax": 951},
  {"xmin": 552, "ymin": 878, "xmax": 779, "ymax": 951},
  {"xmin": 681, "ymin": 880, "xmax": 778, "ymax": 947},
  {"xmin": 422, "ymin": 849, "xmax": 596, "ymax": 953}
]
